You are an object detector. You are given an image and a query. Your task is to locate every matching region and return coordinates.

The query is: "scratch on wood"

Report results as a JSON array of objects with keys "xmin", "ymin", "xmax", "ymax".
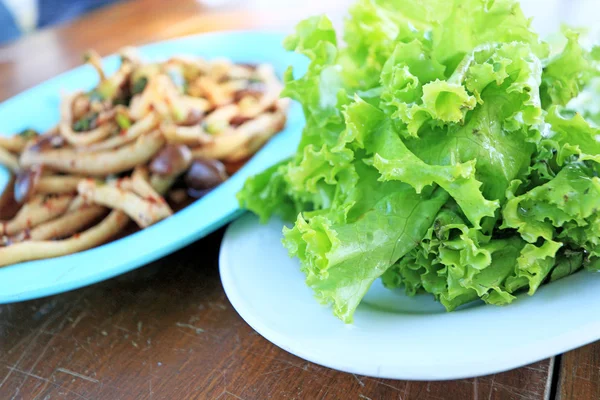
[
  {"xmin": 0, "ymin": 312, "xmax": 60, "ymax": 388},
  {"xmin": 496, "ymin": 381, "xmax": 541, "ymax": 397},
  {"xmin": 113, "ymin": 325, "xmax": 130, "ymax": 333},
  {"xmin": 352, "ymin": 374, "xmax": 365, "ymax": 387},
  {"xmin": 359, "ymin": 395, "xmax": 372, "ymax": 400},
  {"xmin": 5, "ymin": 366, "xmax": 45, "ymax": 382},
  {"xmin": 10, "ymin": 388, "xmax": 20, "ymax": 400},
  {"xmin": 209, "ymin": 302, "xmax": 227, "ymax": 310},
  {"xmin": 524, "ymin": 365, "xmax": 546, "ymax": 373},
  {"xmin": 3, "ymin": 311, "xmax": 64, "ymax": 394},
  {"xmin": 6, "ymin": 366, "xmax": 91, "ymax": 400},
  {"xmin": 137, "ymin": 321, "xmax": 143, "ymax": 334},
  {"xmin": 473, "ymin": 377, "xmax": 479, "ymax": 400},
  {"xmin": 223, "ymin": 391, "xmax": 244, "ymax": 400},
  {"xmin": 148, "ymin": 337, "xmax": 153, "ymax": 399},
  {"xmin": 258, "ymin": 366, "xmax": 294, "ymax": 376},
  {"xmin": 70, "ymin": 312, "xmax": 87, "ymax": 329},
  {"xmin": 175, "ymin": 322, "xmax": 204, "ymax": 334},
  {"xmin": 367, "ymin": 379, "xmax": 404, "ymax": 394},
  {"xmin": 318, "ymin": 387, "xmax": 330, "ymax": 400},
  {"xmin": 4, "ymin": 326, "xmax": 37, "ymax": 356},
  {"xmin": 32, "ymin": 375, "xmax": 51, "ymax": 398},
  {"xmin": 488, "ymin": 375, "xmax": 496, "ymax": 400},
  {"xmin": 56, "ymin": 368, "xmax": 99, "ymax": 383},
  {"xmin": 16, "ymin": 336, "xmax": 55, "ymax": 394}
]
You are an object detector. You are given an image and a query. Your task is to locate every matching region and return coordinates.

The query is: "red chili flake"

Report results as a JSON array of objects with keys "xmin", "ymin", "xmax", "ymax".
[
  {"xmin": 239, "ymin": 63, "xmax": 258, "ymax": 70},
  {"xmin": 179, "ymin": 109, "xmax": 203, "ymax": 126},
  {"xmin": 230, "ymin": 115, "xmax": 252, "ymax": 127},
  {"xmin": 26, "ymin": 218, "xmax": 32, "ymax": 227},
  {"xmin": 146, "ymin": 196, "xmax": 158, "ymax": 205},
  {"xmin": 119, "ymin": 129, "xmax": 128, "ymax": 136},
  {"xmin": 73, "ymin": 233, "xmax": 80, "ymax": 239}
]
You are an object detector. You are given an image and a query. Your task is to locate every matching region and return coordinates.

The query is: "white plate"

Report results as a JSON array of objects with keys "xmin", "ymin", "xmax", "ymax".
[{"xmin": 220, "ymin": 214, "xmax": 600, "ymax": 380}]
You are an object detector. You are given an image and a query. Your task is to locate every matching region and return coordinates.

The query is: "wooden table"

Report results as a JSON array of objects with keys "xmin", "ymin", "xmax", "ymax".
[{"xmin": 0, "ymin": 1, "xmax": 598, "ymax": 399}]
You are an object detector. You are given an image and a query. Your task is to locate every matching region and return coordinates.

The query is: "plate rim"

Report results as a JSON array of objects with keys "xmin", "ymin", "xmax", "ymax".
[
  {"xmin": 0, "ymin": 29, "xmax": 304, "ymax": 303},
  {"xmin": 220, "ymin": 213, "xmax": 600, "ymax": 380}
]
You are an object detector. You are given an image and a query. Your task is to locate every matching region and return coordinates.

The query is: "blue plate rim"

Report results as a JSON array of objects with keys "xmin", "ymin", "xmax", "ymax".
[{"xmin": 0, "ymin": 29, "xmax": 306, "ymax": 303}]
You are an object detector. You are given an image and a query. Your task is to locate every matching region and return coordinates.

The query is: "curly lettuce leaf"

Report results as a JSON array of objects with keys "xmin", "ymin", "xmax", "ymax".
[
  {"xmin": 383, "ymin": 209, "xmax": 526, "ymax": 311},
  {"xmin": 430, "ymin": 0, "xmax": 547, "ymax": 71},
  {"xmin": 237, "ymin": 161, "xmax": 304, "ymax": 223},
  {"xmin": 353, "ymin": 99, "xmax": 498, "ymax": 227},
  {"xmin": 505, "ymin": 241, "xmax": 562, "ymax": 294},
  {"xmin": 283, "ymin": 183, "xmax": 448, "ymax": 322},
  {"xmin": 282, "ymin": 16, "xmax": 348, "ymax": 151},
  {"xmin": 238, "ymin": 0, "xmax": 600, "ymax": 322},
  {"xmin": 502, "ymin": 163, "xmax": 600, "ymax": 243},
  {"xmin": 542, "ymin": 29, "xmax": 597, "ymax": 107}
]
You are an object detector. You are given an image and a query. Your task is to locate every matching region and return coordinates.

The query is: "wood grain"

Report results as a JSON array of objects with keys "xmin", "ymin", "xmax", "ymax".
[
  {"xmin": 0, "ymin": 0, "xmax": 588, "ymax": 398},
  {"xmin": 559, "ymin": 342, "xmax": 600, "ymax": 400},
  {"xmin": 0, "ymin": 229, "xmax": 554, "ymax": 400}
]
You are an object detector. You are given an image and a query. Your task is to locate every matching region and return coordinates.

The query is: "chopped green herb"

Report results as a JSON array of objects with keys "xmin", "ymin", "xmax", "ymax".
[
  {"xmin": 88, "ymin": 89, "xmax": 104, "ymax": 102},
  {"xmin": 95, "ymin": 80, "xmax": 118, "ymax": 100},
  {"xmin": 73, "ymin": 112, "xmax": 99, "ymax": 132},
  {"xmin": 132, "ymin": 77, "xmax": 148, "ymax": 95},
  {"xmin": 18, "ymin": 129, "xmax": 39, "ymax": 139},
  {"xmin": 172, "ymin": 106, "xmax": 187, "ymax": 123},
  {"xmin": 204, "ymin": 120, "xmax": 226, "ymax": 135},
  {"xmin": 112, "ymin": 95, "xmax": 129, "ymax": 106},
  {"xmin": 116, "ymin": 113, "xmax": 132, "ymax": 130}
]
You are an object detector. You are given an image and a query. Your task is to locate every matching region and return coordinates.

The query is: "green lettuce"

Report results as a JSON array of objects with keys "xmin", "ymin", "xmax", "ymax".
[{"xmin": 238, "ymin": 0, "xmax": 600, "ymax": 322}]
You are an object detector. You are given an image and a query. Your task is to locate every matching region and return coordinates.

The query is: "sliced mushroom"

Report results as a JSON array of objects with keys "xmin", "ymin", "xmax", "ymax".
[{"xmin": 179, "ymin": 109, "xmax": 204, "ymax": 127}]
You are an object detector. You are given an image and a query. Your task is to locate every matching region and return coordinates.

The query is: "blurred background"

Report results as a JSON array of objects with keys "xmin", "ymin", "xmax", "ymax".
[
  {"xmin": 0, "ymin": 0, "xmax": 348, "ymax": 46},
  {"xmin": 0, "ymin": 0, "xmax": 598, "ymax": 46},
  {"xmin": 0, "ymin": 0, "xmax": 598, "ymax": 99}
]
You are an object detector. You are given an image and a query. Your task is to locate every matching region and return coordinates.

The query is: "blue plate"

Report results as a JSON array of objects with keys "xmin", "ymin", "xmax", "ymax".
[{"xmin": 0, "ymin": 31, "xmax": 306, "ymax": 303}]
